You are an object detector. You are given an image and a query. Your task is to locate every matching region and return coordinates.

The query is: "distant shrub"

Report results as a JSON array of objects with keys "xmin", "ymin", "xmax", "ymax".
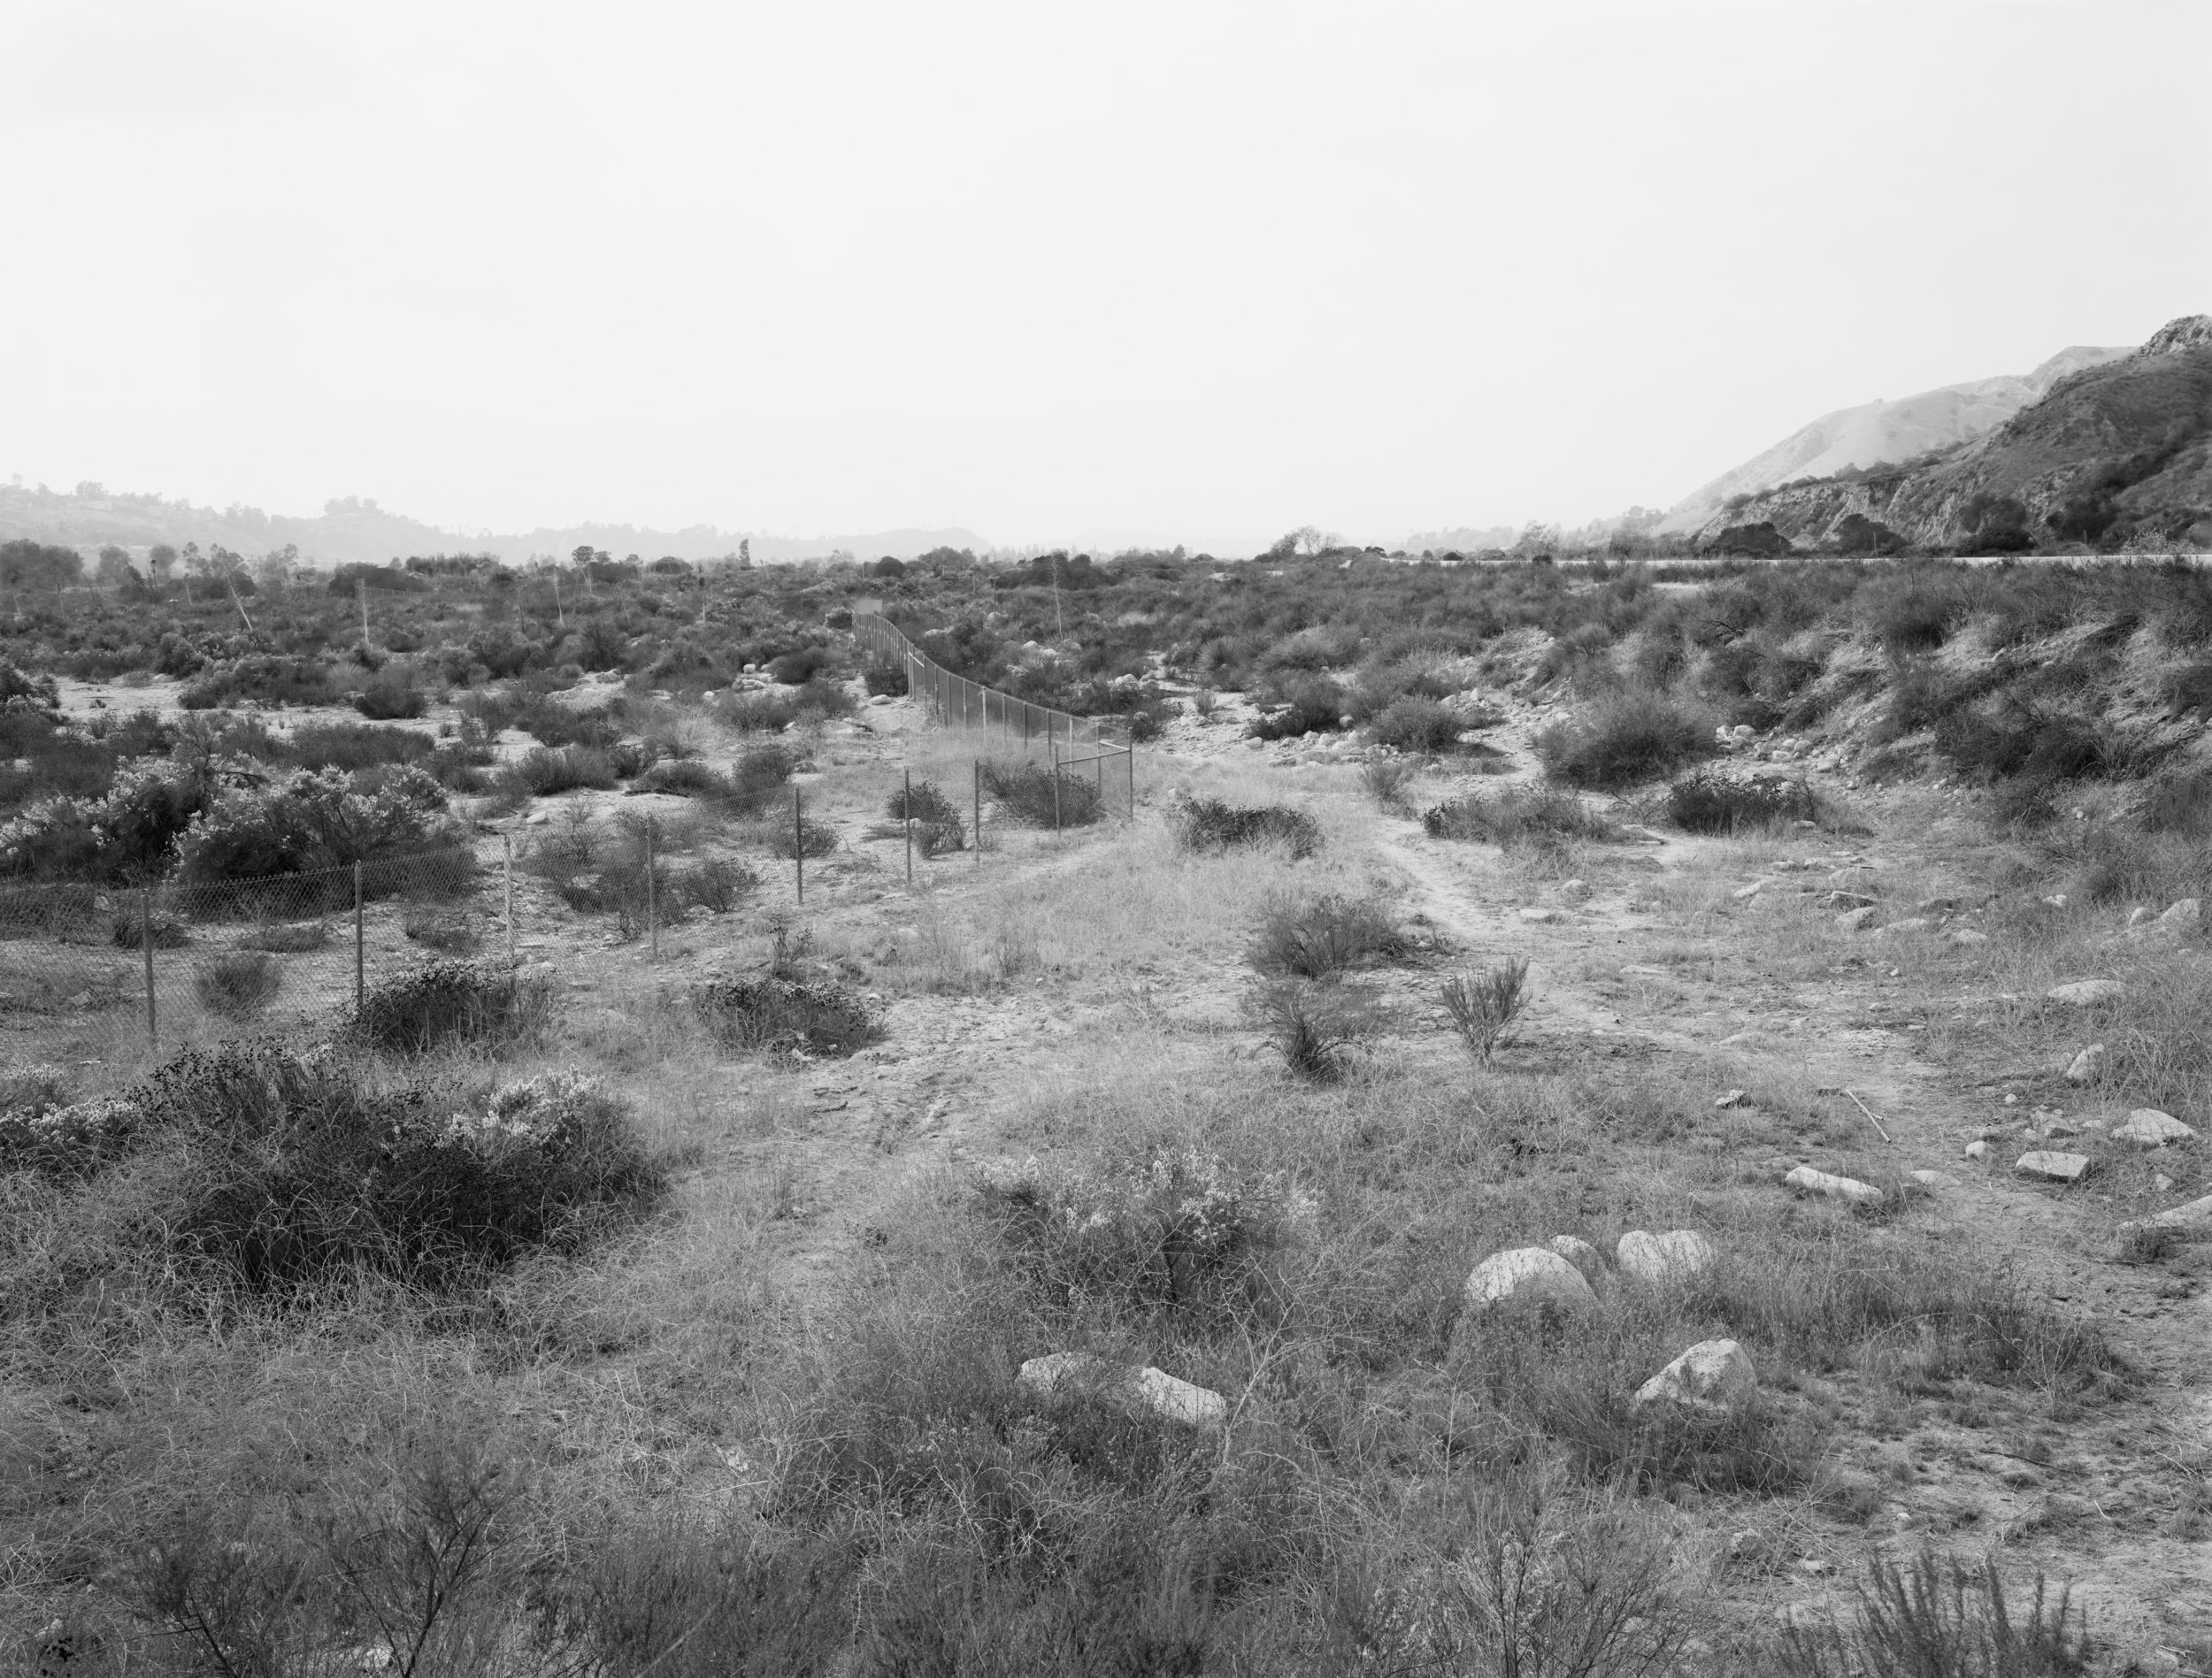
[
  {"xmin": 510, "ymin": 746, "xmax": 619, "ymax": 797},
  {"xmin": 1247, "ymin": 675, "xmax": 1347, "ymax": 740},
  {"xmin": 112, "ymin": 910, "xmax": 188, "ymax": 949},
  {"xmin": 1667, "ymin": 770, "xmax": 1816, "ymax": 833},
  {"xmin": 192, "ymin": 949, "xmax": 283, "ymax": 1019},
  {"xmin": 1368, "ymin": 695, "xmax": 1465, "ymax": 755},
  {"xmin": 1709, "ymin": 521, "xmax": 1792, "ymax": 557},
  {"xmin": 790, "ymin": 676, "xmax": 857, "ymax": 720},
  {"xmin": 711, "ymin": 691, "xmax": 798, "ymax": 732},
  {"xmin": 630, "ymin": 759, "xmax": 727, "ymax": 799},
  {"xmin": 864, "ymin": 662, "xmax": 909, "ymax": 697},
  {"xmin": 1360, "ymin": 757, "xmax": 1419, "ymax": 808},
  {"xmin": 179, "ymin": 655, "xmax": 337, "ymax": 710},
  {"xmin": 1534, "ymin": 691, "xmax": 1715, "ymax": 789},
  {"xmin": 1933, "ymin": 700, "xmax": 2107, "ymax": 786},
  {"xmin": 677, "ymin": 854, "xmax": 758, "ymax": 912},
  {"xmin": 287, "ymin": 722, "xmax": 438, "ymax": 772},
  {"xmin": 402, "ymin": 906, "xmax": 480, "ymax": 954},
  {"xmin": 766, "ymin": 816, "xmax": 839, "ymax": 859},
  {"xmin": 353, "ymin": 670, "xmax": 427, "ymax": 720},
  {"xmin": 693, "ymin": 975, "xmax": 880, "ymax": 1057},
  {"xmin": 173, "ymin": 764, "xmax": 457, "ymax": 885},
  {"xmin": 769, "ymin": 647, "xmax": 831, "ymax": 685},
  {"xmin": 979, "ymin": 759, "xmax": 1103, "ymax": 827},
  {"xmin": 2, "ymin": 757, "xmax": 237, "ymax": 883},
  {"xmin": 608, "ymin": 739, "xmax": 660, "ymax": 778},
  {"xmin": 888, "ymin": 779, "xmax": 966, "ymax": 854},
  {"xmin": 236, "ymin": 919, "xmax": 328, "ymax": 953},
  {"xmin": 1862, "ymin": 570, "xmax": 1974, "ymax": 656},
  {"xmin": 1779, "ymin": 1550, "xmax": 2085, "ymax": 1678},
  {"xmin": 1175, "ymin": 798, "xmax": 1321, "ymax": 859},
  {"xmin": 1424, "ymin": 785, "xmax": 1617, "ymax": 845},
  {"xmin": 1249, "ymin": 892, "xmax": 1409, "ymax": 979},
  {"xmin": 355, "ymin": 959, "xmax": 552, "ymax": 1054}
]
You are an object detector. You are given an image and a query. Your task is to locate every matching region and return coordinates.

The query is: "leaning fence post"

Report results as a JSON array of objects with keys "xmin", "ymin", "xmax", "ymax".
[
  {"xmin": 646, "ymin": 819, "xmax": 659, "ymax": 959},
  {"xmin": 904, "ymin": 767, "xmax": 913, "ymax": 885},
  {"xmin": 503, "ymin": 832, "xmax": 516, "ymax": 967},
  {"xmin": 794, "ymin": 785, "xmax": 804, "ymax": 905},
  {"xmin": 973, "ymin": 758, "xmax": 981, "ymax": 866},
  {"xmin": 139, "ymin": 885, "xmax": 156, "ymax": 1049},
  {"xmin": 353, "ymin": 861, "xmax": 365, "ymax": 1014},
  {"xmin": 1051, "ymin": 741, "xmax": 1062, "ymax": 831}
]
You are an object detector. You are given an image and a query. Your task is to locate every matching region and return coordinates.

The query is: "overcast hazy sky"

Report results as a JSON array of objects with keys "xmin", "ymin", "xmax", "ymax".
[{"xmin": 3, "ymin": 1, "xmax": 2206, "ymax": 549}]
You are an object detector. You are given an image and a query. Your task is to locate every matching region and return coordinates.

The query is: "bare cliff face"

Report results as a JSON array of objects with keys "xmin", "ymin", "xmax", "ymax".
[
  {"xmin": 1657, "ymin": 344, "xmax": 2132, "ymax": 535},
  {"xmin": 1688, "ymin": 318, "xmax": 2212, "ymax": 553}
]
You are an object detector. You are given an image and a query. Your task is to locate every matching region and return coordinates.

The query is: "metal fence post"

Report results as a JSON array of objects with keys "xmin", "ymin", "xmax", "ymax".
[
  {"xmin": 139, "ymin": 886, "xmax": 156, "ymax": 1049},
  {"xmin": 646, "ymin": 819, "xmax": 659, "ymax": 958},
  {"xmin": 794, "ymin": 785, "xmax": 804, "ymax": 905},
  {"xmin": 904, "ymin": 767, "xmax": 913, "ymax": 885},
  {"xmin": 1051, "ymin": 741, "xmax": 1062, "ymax": 831},
  {"xmin": 1126, "ymin": 737, "xmax": 1135, "ymax": 819},
  {"xmin": 353, "ymin": 861, "xmax": 365, "ymax": 1015},
  {"xmin": 503, "ymin": 831, "xmax": 516, "ymax": 967},
  {"xmin": 973, "ymin": 758, "xmax": 981, "ymax": 865}
]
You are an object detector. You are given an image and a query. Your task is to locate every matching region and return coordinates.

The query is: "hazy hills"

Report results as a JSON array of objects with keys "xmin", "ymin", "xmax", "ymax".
[
  {"xmin": 1657, "ymin": 344, "xmax": 2133, "ymax": 535},
  {"xmin": 1689, "ymin": 315, "xmax": 2212, "ymax": 552},
  {"xmin": 0, "ymin": 483, "xmax": 991, "ymax": 570}
]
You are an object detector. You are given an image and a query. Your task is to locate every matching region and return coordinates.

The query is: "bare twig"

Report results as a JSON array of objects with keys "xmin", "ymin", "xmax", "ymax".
[{"xmin": 1842, "ymin": 1087, "xmax": 1892, "ymax": 1143}]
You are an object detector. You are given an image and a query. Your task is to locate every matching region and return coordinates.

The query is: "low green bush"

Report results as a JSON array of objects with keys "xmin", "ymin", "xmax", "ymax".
[
  {"xmin": 192, "ymin": 949, "xmax": 282, "ymax": 1019},
  {"xmin": 1246, "ymin": 674, "xmax": 1347, "ymax": 740},
  {"xmin": 1175, "ymin": 797, "xmax": 1321, "ymax": 859},
  {"xmin": 1249, "ymin": 892, "xmax": 1409, "ymax": 978},
  {"xmin": 1534, "ymin": 691, "xmax": 1715, "ymax": 789},
  {"xmin": 980, "ymin": 759, "xmax": 1103, "ymax": 827},
  {"xmin": 178, "ymin": 655, "xmax": 338, "ymax": 710},
  {"xmin": 510, "ymin": 745, "xmax": 619, "ymax": 797},
  {"xmin": 888, "ymin": 779, "xmax": 966, "ymax": 854},
  {"xmin": 1667, "ymin": 770, "xmax": 1816, "ymax": 833},
  {"xmin": 1423, "ymin": 785, "xmax": 1616, "ymax": 845},
  {"xmin": 1367, "ymin": 695, "xmax": 1465, "ymax": 755},
  {"xmin": 693, "ymin": 975, "xmax": 880, "ymax": 1056},
  {"xmin": 354, "ymin": 959, "xmax": 552, "ymax": 1054}
]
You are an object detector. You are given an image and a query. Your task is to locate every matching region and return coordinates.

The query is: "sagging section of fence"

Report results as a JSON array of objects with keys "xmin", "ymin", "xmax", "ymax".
[
  {"xmin": 0, "ymin": 841, "xmax": 511, "ymax": 1050},
  {"xmin": 851, "ymin": 611, "xmax": 1136, "ymax": 820}
]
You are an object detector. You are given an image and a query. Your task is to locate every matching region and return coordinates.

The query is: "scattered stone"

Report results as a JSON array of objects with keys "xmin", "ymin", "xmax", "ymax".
[
  {"xmin": 1837, "ymin": 906, "xmax": 1879, "ymax": 932},
  {"xmin": 1518, "ymin": 908, "xmax": 1562, "ymax": 923},
  {"xmin": 1132, "ymin": 1367, "xmax": 1228, "ymax": 1430},
  {"xmin": 2161, "ymin": 897, "xmax": 2201, "ymax": 933},
  {"xmin": 1716, "ymin": 1089, "xmax": 1750, "ymax": 1109},
  {"xmin": 1545, "ymin": 1234, "xmax": 1606, "ymax": 1283},
  {"xmin": 1017, "ymin": 1352, "xmax": 1226, "ymax": 1430},
  {"xmin": 1559, "ymin": 877, "xmax": 1590, "ymax": 900},
  {"xmin": 1963, "ymin": 1140, "xmax": 1992, "ymax": 1161},
  {"xmin": 1616, "ymin": 1229, "xmax": 1717, "ymax": 1283},
  {"xmin": 1732, "ymin": 881, "xmax": 1766, "ymax": 901},
  {"xmin": 2003, "ymin": 1094, "xmax": 2019, "ymax": 1106},
  {"xmin": 2039, "ymin": 1117, "xmax": 2088, "ymax": 1139},
  {"xmin": 2154, "ymin": 1173, "xmax": 2176, "ymax": 1193},
  {"xmin": 1876, "ymin": 916, "xmax": 1932, "ymax": 936},
  {"xmin": 1909, "ymin": 1169, "xmax": 1952, "ymax": 1190},
  {"xmin": 1917, "ymin": 895, "xmax": 1965, "ymax": 914},
  {"xmin": 2015, "ymin": 1151, "xmax": 2092, "ymax": 1184},
  {"xmin": 1635, "ymin": 1338, "xmax": 1756, "ymax": 1412},
  {"xmin": 2041, "ymin": 893, "xmax": 2068, "ymax": 908},
  {"xmin": 1463, "ymin": 1247, "xmax": 1598, "ymax": 1316},
  {"xmin": 2047, "ymin": 979, "xmax": 2124, "ymax": 1006},
  {"xmin": 1826, "ymin": 891, "xmax": 1877, "ymax": 911},
  {"xmin": 2125, "ymin": 907, "xmax": 2154, "ymax": 929},
  {"xmin": 1947, "ymin": 928, "xmax": 1989, "ymax": 946},
  {"xmin": 2063, "ymin": 1044, "xmax": 2107, "ymax": 1084},
  {"xmin": 1784, "ymin": 1165, "xmax": 1885, "ymax": 1206},
  {"xmin": 1728, "ymin": 1529, "xmax": 1764, "ymax": 1559},
  {"xmin": 2113, "ymin": 1109, "xmax": 2198, "ymax": 1148},
  {"xmin": 2139, "ymin": 1193, "xmax": 2212, "ymax": 1235}
]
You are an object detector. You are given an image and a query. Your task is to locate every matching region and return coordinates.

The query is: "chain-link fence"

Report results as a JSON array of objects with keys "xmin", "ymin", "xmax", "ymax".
[
  {"xmin": 851, "ymin": 612, "xmax": 1137, "ymax": 819},
  {"xmin": 0, "ymin": 844, "xmax": 507, "ymax": 1051}
]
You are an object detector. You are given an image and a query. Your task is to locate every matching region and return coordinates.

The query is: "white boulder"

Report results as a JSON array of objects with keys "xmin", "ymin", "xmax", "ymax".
[
  {"xmin": 2047, "ymin": 980, "xmax": 2125, "ymax": 1006},
  {"xmin": 1018, "ymin": 1352, "xmax": 1227, "ymax": 1430},
  {"xmin": 2112, "ymin": 1109, "xmax": 2198, "ymax": 1148},
  {"xmin": 1616, "ymin": 1229, "xmax": 1717, "ymax": 1283},
  {"xmin": 2015, "ymin": 1151, "xmax": 2092, "ymax": 1184},
  {"xmin": 2063, "ymin": 1044, "xmax": 2106, "ymax": 1084},
  {"xmin": 1463, "ymin": 1246, "xmax": 1597, "ymax": 1316},
  {"xmin": 1634, "ymin": 1338, "xmax": 1757, "ymax": 1412},
  {"xmin": 1784, "ymin": 1165, "xmax": 1885, "ymax": 1206}
]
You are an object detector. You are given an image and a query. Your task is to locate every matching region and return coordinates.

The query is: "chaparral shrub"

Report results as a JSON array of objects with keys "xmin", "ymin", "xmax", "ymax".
[
  {"xmin": 354, "ymin": 959, "xmax": 553, "ymax": 1054},
  {"xmin": 693, "ymin": 975, "xmax": 880, "ymax": 1057},
  {"xmin": 1175, "ymin": 798, "xmax": 1321, "ymax": 859}
]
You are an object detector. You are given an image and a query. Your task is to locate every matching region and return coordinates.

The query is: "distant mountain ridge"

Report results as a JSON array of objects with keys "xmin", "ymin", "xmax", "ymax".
[
  {"xmin": 1687, "ymin": 316, "xmax": 2212, "ymax": 552},
  {"xmin": 1657, "ymin": 343, "xmax": 2133, "ymax": 534},
  {"xmin": 0, "ymin": 483, "xmax": 993, "ymax": 569}
]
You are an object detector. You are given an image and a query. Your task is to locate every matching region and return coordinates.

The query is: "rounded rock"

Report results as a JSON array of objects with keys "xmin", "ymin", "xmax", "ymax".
[
  {"xmin": 1463, "ymin": 1246, "xmax": 1597, "ymax": 1316},
  {"xmin": 1635, "ymin": 1338, "xmax": 1757, "ymax": 1412},
  {"xmin": 1616, "ymin": 1229, "xmax": 1717, "ymax": 1283}
]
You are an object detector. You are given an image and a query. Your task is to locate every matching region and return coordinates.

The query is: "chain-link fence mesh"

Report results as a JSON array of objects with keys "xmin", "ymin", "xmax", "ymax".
[
  {"xmin": 852, "ymin": 612, "xmax": 1136, "ymax": 819},
  {"xmin": 0, "ymin": 843, "xmax": 505, "ymax": 1051}
]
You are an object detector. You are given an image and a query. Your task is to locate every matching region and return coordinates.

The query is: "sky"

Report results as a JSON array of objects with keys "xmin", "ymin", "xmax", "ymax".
[{"xmin": 3, "ymin": 0, "xmax": 2206, "ymax": 552}]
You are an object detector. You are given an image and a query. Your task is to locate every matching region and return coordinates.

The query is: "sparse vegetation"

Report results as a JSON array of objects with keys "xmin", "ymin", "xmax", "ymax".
[
  {"xmin": 1174, "ymin": 796, "xmax": 1321, "ymax": 858},
  {"xmin": 1535, "ymin": 689, "xmax": 1716, "ymax": 788},
  {"xmin": 354, "ymin": 958, "xmax": 552, "ymax": 1053},
  {"xmin": 693, "ymin": 973, "xmax": 880, "ymax": 1056},
  {"xmin": 1249, "ymin": 891, "xmax": 1409, "ymax": 978},
  {"xmin": 1440, "ymin": 956, "xmax": 1532, "ymax": 1063},
  {"xmin": 1425, "ymin": 784, "xmax": 1617, "ymax": 845}
]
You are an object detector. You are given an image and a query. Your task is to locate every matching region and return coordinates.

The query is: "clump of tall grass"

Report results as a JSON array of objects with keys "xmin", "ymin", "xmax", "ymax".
[
  {"xmin": 1534, "ymin": 690, "xmax": 1715, "ymax": 789},
  {"xmin": 1440, "ymin": 957, "xmax": 1532, "ymax": 1064},
  {"xmin": 887, "ymin": 779, "xmax": 967, "ymax": 854},
  {"xmin": 1249, "ymin": 893, "xmax": 1409, "ymax": 979},
  {"xmin": 693, "ymin": 974, "xmax": 880, "ymax": 1057},
  {"xmin": 1424, "ymin": 785, "xmax": 1617, "ymax": 846},
  {"xmin": 979, "ymin": 758, "xmax": 1103, "ymax": 827},
  {"xmin": 1667, "ymin": 770, "xmax": 1816, "ymax": 833},
  {"xmin": 355, "ymin": 959, "xmax": 553, "ymax": 1054},
  {"xmin": 1780, "ymin": 1550, "xmax": 2086, "ymax": 1676},
  {"xmin": 192, "ymin": 949, "xmax": 283, "ymax": 1019}
]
